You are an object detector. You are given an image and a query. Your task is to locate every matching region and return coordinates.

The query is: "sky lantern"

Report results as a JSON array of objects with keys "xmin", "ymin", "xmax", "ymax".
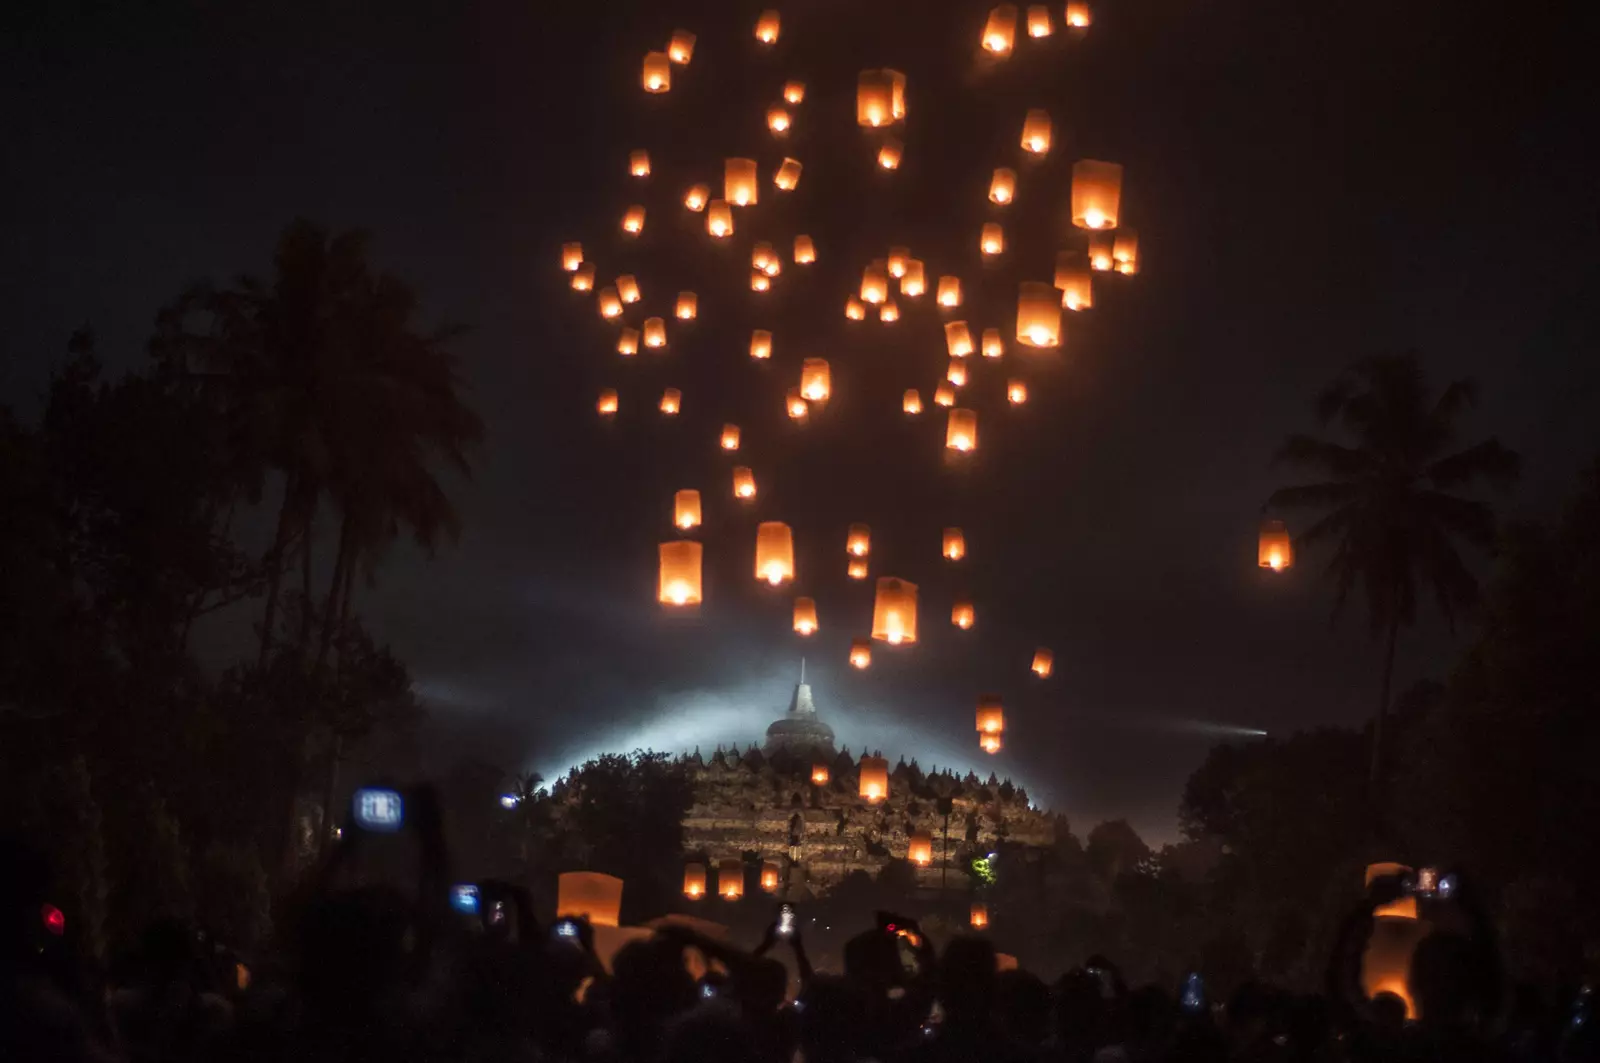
[
  {"xmin": 557, "ymin": 872, "xmax": 624, "ymax": 927},
  {"xmin": 971, "ymin": 902, "xmax": 989, "ymax": 928},
  {"xmin": 947, "ymin": 359, "xmax": 969, "ymax": 387},
  {"xmin": 794, "ymin": 235, "xmax": 816, "ymax": 263},
  {"xmin": 1017, "ymin": 281, "xmax": 1062, "ymax": 347},
  {"xmin": 861, "ymin": 261, "xmax": 889, "ymax": 304},
  {"xmin": 642, "ymin": 52, "xmax": 671, "ymax": 92},
  {"xmin": 1259, "ymin": 519, "xmax": 1293, "ymax": 571},
  {"xmin": 845, "ymin": 297, "xmax": 866, "ymax": 321},
  {"xmin": 857, "ymin": 69, "xmax": 896, "ymax": 127},
  {"xmin": 909, "ymin": 833, "xmax": 933, "ymax": 866},
  {"xmin": 685, "ymin": 184, "xmax": 709, "ymax": 212},
  {"xmin": 1027, "ymin": 4, "xmax": 1053, "ymax": 36},
  {"xmin": 616, "ymin": 275, "xmax": 641, "ymax": 304},
  {"xmin": 675, "ymin": 292, "xmax": 698, "ymax": 320},
  {"xmin": 1032, "ymin": 648, "xmax": 1054, "ymax": 677},
  {"xmin": 561, "ymin": 242, "xmax": 583, "ymax": 271},
  {"xmin": 937, "ymin": 276, "xmax": 963, "ymax": 307},
  {"xmin": 733, "ymin": 466, "xmax": 756, "ymax": 500},
  {"xmin": 982, "ymin": 328, "xmax": 1004, "ymax": 358},
  {"xmin": 859, "ymin": 754, "xmax": 888, "ymax": 798},
  {"xmin": 981, "ymin": 223, "xmax": 1005, "ymax": 256},
  {"xmin": 903, "ymin": 389, "xmax": 923, "ymax": 415},
  {"xmin": 674, "ymin": 490, "xmax": 702, "ymax": 531},
  {"xmin": 643, "ymin": 317, "xmax": 667, "ymax": 348},
  {"xmin": 755, "ymin": 9, "xmax": 780, "ymax": 44},
  {"xmin": 989, "ymin": 168, "xmax": 1016, "ymax": 205},
  {"xmin": 1007, "ymin": 379, "xmax": 1028, "ymax": 405},
  {"xmin": 801, "ymin": 358, "xmax": 831, "ymax": 402},
  {"xmin": 767, "ymin": 104, "xmax": 791, "ymax": 135},
  {"xmin": 933, "ymin": 383, "xmax": 955, "ymax": 407},
  {"xmin": 943, "ymin": 528, "xmax": 966, "ymax": 560},
  {"xmin": 658, "ymin": 541, "xmax": 703, "ymax": 606},
  {"xmin": 617, "ymin": 328, "xmax": 639, "ymax": 356},
  {"xmin": 1020, "ymin": 109, "xmax": 1052, "ymax": 154},
  {"xmin": 786, "ymin": 388, "xmax": 809, "ymax": 421},
  {"xmin": 668, "ymin": 29, "xmax": 696, "ymax": 64},
  {"xmin": 1113, "ymin": 229, "xmax": 1140, "ymax": 274},
  {"xmin": 947, "ymin": 409, "xmax": 977, "ymax": 451},
  {"xmin": 945, "ymin": 321, "xmax": 974, "ymax": 357},
  {"xmin": 751, "ymin": 271, "xmax": 771, "ymax": 292},
  {"xmin": 982, "ymin": 5, "xmax": 1018, "ymax": 54},
  {"xmin": 750, "ymin": 329, "xmax": 773, "ymax": 360},
  {"xmin": 877, "ymin": 138, "xmax": 903, "ymax": 170},
  {"xmin": 597, "ymin": 389, "xmax": 618, "ymax": 416},
  {"xmin": 871, "ymin": 577, "xmax": 919, "ymax": 644},
  {"xmin": 1055, "ymin": 251, "xmax": 1094, "ymax": 310},
  {"xmin": 659, "ymin": 387, "xmax": 681, "ymax": 415},
  {"xmin": 718, "ymin": 858, "xmax": 745, "ymax": 900},
  {"xmin": 793, "ymin": 597, "xmax": 818, "ymax": 636},
  {"xmin": 622, "ymin": 205, "xmax": 646, "ymax": 234},
  {"xmin": 1071, "ymin": 159, "xmax": 1124, "ymax": 229},
  {"xmin": 683, "ymin": 862, "xmax": 707, "ymax": 898},
  {"xmin": 952, "ymin": 600, "xmax": 976, "ymax": 629},
  {"xmin": 901, "ymin": 260, "xmax": 926, "ymax": 296},
  {"xmin": 811, "ymin": 763, "xmax": 829, "ymax": 785},
  {"xmin": 980, "ymin": 733, "xmax": 1003, "ymax": 754},
  {"xmin": 847, "ymin": 524, "xmax": 871, "ymax": 557},
  {"xmin": 629, "ymin": 150, "xmax": 651, "ymax": 177},
  {"xmin": 976, "ymin": 696, "xmax": 1004, "ymax": 735},
  {"xmin": 888, "ymin": 246, "xmax": 910, "ymax": 278},
  {"xmin": 753, "ymin": 241, "xmax": 776, "ymax": 274},
  {"xmin": 721, "ymin": 424, "xmax": 741, "ymax": 450},
  {"xmin": 847, "ymin": 558, "xmax": 868, "ymax": 580},
  {"xmin": 774, "ymin": 157, "xmax": 803, "ymax": 191},
  {"xmin": 725, "ymin": 159, "xmax": 759, "ymax": 207},
  {"xmin": 571, "ymin": 264, "xmax": 594, "ymax": 291},
  {"xmin": 1066, "ymin": 1, "xmax": 1092, "ymax": 28},
  {"xmin": 597, "ymin": 286, "xmax": 623, "ymax": 319},
  {"xmin": 760, "ymin": 862, "xmax": 781, "ymax": 892},
  {"xmin": 784, "ymin": 80, "xmax": 806, "ymax": 104},
  {"xmin": 889, "ymin": 70, "xmax": 907, "ymax": 119},
  {"xmin": 1089, "ymin": 231, "xmax": 1115, "ymax": 271},
  {"xmin": 880, "ymin": 301, "xmax": 899, "ymax": 323},
  {"xmin": 755, "ymin": 522, "xmax": 796, "ymax": 586}
]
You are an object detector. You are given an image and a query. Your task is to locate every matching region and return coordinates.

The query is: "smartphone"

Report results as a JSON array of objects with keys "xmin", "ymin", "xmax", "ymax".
[
  {"xmin": 1413, "ymin": 867, "xmax": 1439, "ymax": 895},
  {"xmin": 450, "ymin": 884, "xmax": 480, "ymax": 915},
  {"xmin": 1180, "ymin": 972, "xmax": 1206, "ymax": 1013},
  {"xmin": 352, "ymin": 787, "xmax": 404, "ymax": 832},
  {"xmin": 778, "ymin": 903, "xmax": 796, "ymax": 937},
  {"xmin": 552, "ymin": 918, "xmax": 582, "ymax": 944},
  {"xmin": 700, "ymin": 981, "xmax": 718, "ymax": 1000}
]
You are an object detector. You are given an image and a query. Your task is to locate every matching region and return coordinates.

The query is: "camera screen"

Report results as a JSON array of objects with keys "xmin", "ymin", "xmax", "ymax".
[
  {"xmin": 450, "ymin": 884, "xmax": 480, "ymax": 914},
  {"xmin": 554, "ymin": 919, "xmax": 580, "ymax": 939},
  {"xmin": 353, "ymin": 788, "xmax": 404, "ymax": 832},
  {"xmin": 778, "ymin": 904, "xmax": 796, "ymax": 935}
]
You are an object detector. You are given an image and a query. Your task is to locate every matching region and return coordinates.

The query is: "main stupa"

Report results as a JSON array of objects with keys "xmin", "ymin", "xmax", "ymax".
[{"xmin": 762, "ymin": 660, "xmax": 837, "ymax": 758}]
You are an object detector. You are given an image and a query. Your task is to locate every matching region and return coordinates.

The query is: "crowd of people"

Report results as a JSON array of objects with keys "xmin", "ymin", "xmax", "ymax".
[{"xmin": 5, "ymin": 788, "xmax": 1596, "ymax": 1063}]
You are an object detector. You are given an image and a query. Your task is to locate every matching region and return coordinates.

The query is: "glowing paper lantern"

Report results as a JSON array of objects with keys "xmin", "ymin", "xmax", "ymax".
[
  {"xmin": 616, "ymin": 275, "xmax": 641, "ymax": 304},
  {"xmin": 668, "ymin": 30, "xmax": 696, "ymax": 64},
  {"xmin": 658, "ymin": 541, "xmax": 703, "ymax": 606},
  {"xmin": 1113, "ymin": 229, "xmax": 1140, "ymax": 274},
  {"xmin": 774, "ymin": 157, "xmax": 803, "ymax": 190},
  {"xmin": 1367, "ymin": 863, "xmax": 1421, "ymax": 921},
  {"xmin": 800, "ymin": 359, "xmax": 830, "ymax": 403},
  {"xmin": 1066, "ymin": 1, "xmax": 1092, "ymax": 28},
  {"xmin": 845, "ymin": 297, "xmax": 866, "ymax": 321},
  {"xmin": 642, "ymin": 52, "xmax": 671, "ymax": 93},
  {"xmin": 947, "ymin": 359, "xmax": 969, "ymax": 387},
  {"xmin": 674, "ymin": 490, "xmax": 702, "ymax": 530},
  {"xmin": 945, "ymin": 321, "xmax": 974, "ymax": 357},
  {"xmin": 847, "ymin": 559, "xmax": 868, "ymax": 580},
  {"xmin": 943, "ymin": 528, "xmax": 967, "ymax": 560},
  {"xmin": 901, "ymin": 260, "xmax": 926, "ymax": 296},
  {"xmin": 571, "ymin": 264, "xmax": 595, "ymax": 291},
  {"xmin": 946, "ymin": 409, "xmax": 977, "ymax": 451},
  {"xmin": 850, "ymin": 638, "xmax": 873, "ymax": 669},
  {"xmin": 753, "ymin": 242, "xmax": 776, "ymax": 274},
  {"xmin": 877, "ymin": 139, "xmax": 903, "ymax": 170},
  {"xmin": 760, "ymin": 862, "xmax": 780, "ymax": 892},
  {"xmin": 561, "ymin": 242, "xmax": 583, "ymax": 271},
  {"xmin": 859, "ymin": 754, "xmax": 888, "ymax": 798},
  {"xmin": 1071, "ymin": 160, "xmax": 1123, "ymax": 230},
  {"xmin": 952, "ymin": 600, "xmax": 976, "ymax": 628},
  {"xmin": 971, "ymin": 903, "xmax": 989, "ymax": 928},
  {"xmin": 755, "ymin": 522, "xmax": 796, "ymax": 586},
  {"xmin": 768, "ymin": 105, "xmax": 791, "ymax": 134},
  {"xmin": 597, "ymin": 287, "xmax": 623, "ymax": 319},
  {"xmin": 982, "ymin": 329, "xmax": 1004, "ymax": 358},
  {"xmin": 750, "ymin": 330, "xmax": 773, "ymax": 360},
  {"xmin": 794, "ymin": 235, "xmax": 816, "ymax": 263},
  {"xmin": 1007, "ymin": 379, "xmax": 1028, "ymax": 405},
  {"xmin": 597, "ymin": 389, "xmax": 618, "ymax": 416},
  {"xmin": 1017, "ymin": 282, "xmax": 1062, "ymax": 347},
  {"xmin": 784, "ymin": 81, "xmax": 806, "ymax": 104},
  {"xmin": 793, "ymin": 597, "xmax": 818, "ymax": 636},
  {"xmin": 903, "ymin": 389, "xmax": 923, "ymax": 415},
  {"xmin": 1032, "ymin": 648, "xmax": 1054, "ymax": 677},
  {"xmin": 980, "ymin": 733, "xmax": 1003, "ymax": 754},
  {"xmin": 1055, "ymin": 252, "xmax": 1094, "ymax": 310},
  {"xmin": 1020, "ymin": 109, "xmax": 1052, "ymax": 154},
  {"xmin": 675, "ymin": 292, "xmax": 698, "ymax": 320},
  {"xmin": 937, "ymin": 276, "xmax": 963, "ymax": 308},
  {"xmin": 872, "ymin": 577, "xmax": 919, "ymax": 644},
  {"xmin": 873, "ymin": 301, "xmax": 895, "ymax": 324},
  {"xmin": 683, "ymin": 863, "xmax": 707, "ymax": 898},
  {"xmin": 861, "ymin": 261, "xmax": 889, "ymax": 304},
  {"xmin": 725, "ymin": 159, "xmax": 759, "ymax": 207},
  {"xmin": 976, "ymin": 697, "xmax": 1005, "ymax": 738},
  {"xmin": 685, "ymin": 184, "xmax": 710, "ymax": 212},
  {"xmin": 1027, "ymin": 4, "xmax": 1053, "ymax": 36},
  {"xmin": 1089, "ymin": 231, "xmax": 1115, "ymax": 271},
  {"xmin": 643, "ymin": 317, "xmax": 667, "ymax": 348},
  {"xmin": 981, "ymin": 223, "xmax": 1005, "ymax": 256},
  {"xmin": 733, "ymin": 466, "xmax": 756, "ymax": 500},
  {"xmin": 558, "ymin": 872, "xmax": 623, "ymax": 928},
  {"xmin": 982, "ymin": 5, "xmax": 1018, "ymax": 55},
  {"xmin": 629, "ymin": 150, "xmax": 651, "ymax": 177},
  {"xmin": 889, "ymin": 70, "xmax": 907, "ymax": 119},
  {"xmin": 847, "ymin": 524, "xmax": 871, "ymax": 557},
  {"xmin": 857, "ymin": 70, "xmax": 896, "ymax": 128},
  {"xmin": 721, "ymin": 424, "xmax": 741, "ymax": 450},
  {"xmin": 1259, "ymin": 519, "xmax": 1293, "ymax": 571},
  {"xmin": 909, "ymin": 833, "xmax": 933, "ymax": 866},
  {"xmin": 659, "ymin": 388, "xmax": 681, "ymax": 415},
  {"xmin": 934, "ymin": 384, "xmax": 955, "ymax": 407},
  {"xmin": 888, "ymin": 247, "xmax": 910, "ymax": 278},
  {"xmin": 616, "ymin": 328, "xmax": 639, "ymax": 356},
  {"xmin": 811, "ymin": 763, "xmax": 830, "ymax": 785},
  {"xmin": 622, "ymin": 205, "xmax": 646, "ymax": 234},
  {"xmin": 786, "ymin": 388, "xmax": 809, "ymax": 421},
  {"xmin": 754, "ymin": 9, "xmax": 780, "ymax": 44},
  {"xmin": 718, "ymin": 858, "xmax": 744, "ymax": 899},
  {"xmin": 751, "ymin": 272, "xmax": 771, "ymax": 293},
  {"xmin": 989, "ymin": 168, "xmax": 1016, "ymax": 205}
]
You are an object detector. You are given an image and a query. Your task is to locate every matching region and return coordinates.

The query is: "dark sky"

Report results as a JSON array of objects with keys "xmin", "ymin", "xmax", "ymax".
[{"xmin": 3, "ymin": 0, "xmax": 1594, "ymax": 843}]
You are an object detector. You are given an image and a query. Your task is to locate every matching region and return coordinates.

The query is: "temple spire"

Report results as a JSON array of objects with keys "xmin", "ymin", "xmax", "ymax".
[{"xmin": 799, "ymin": 657, "xmax": 806, "ymax": 685}]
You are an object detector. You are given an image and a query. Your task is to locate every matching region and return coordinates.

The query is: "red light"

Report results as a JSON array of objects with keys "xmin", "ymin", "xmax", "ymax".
[
  {"xmin": 886, "ymin": 923, "xmax": 896, "ymax": 933},
  {"xmin": 42, "ymin": 904, "xmax": 65, "ymax": 935}
]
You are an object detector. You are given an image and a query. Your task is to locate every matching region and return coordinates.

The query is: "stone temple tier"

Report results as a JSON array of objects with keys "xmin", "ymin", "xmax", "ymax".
[{"xmin": 762, "ymin": 659, "xmax": 836, "ymax": 759}]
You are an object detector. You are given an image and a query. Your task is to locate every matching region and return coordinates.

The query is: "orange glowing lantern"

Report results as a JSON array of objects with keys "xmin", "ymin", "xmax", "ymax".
[
  {"xmin": 937, "ymin": 276, "xmax": 963, "ymax": 307},
  {"xmin": 877, "ymin": 139, "xmax": 903, "ymax": 170},
  {"xmin": 675, "ymin": 292, "xmax": 698, "ymax": 320},
  {"xmin": 872, "ymin": 577, "xmax": 919, "ymax": 644},
  {"xmin": 629, "ymin": 150, "xmax": 651, "ymax": 178},
  {"xmin": 1089, "ymin": 231, "xmax": 1115, "ymax": 271},
  {"xmin": 989, "ymin": 168, "xmax": 1017, "ymax": 205},
  {"xmin": 707, "ymin": 201, "xmax": 732, "ymax": 237},
  {"xmin": 977, "ymin": 696, "xmax": 1004, "ymax": 734},
  {"xmin": 801, "ymin": 359, "xmax": 831, "ymax": 403},
  {"xmin": 857, "ymin": 70, "xmax": 896, "ymax": 128},
  {"xmin": 725, "ymin": 158, "xmax": 759, "ymax": 207},
  {"xmin": 1020, "ymin": 109, "xmax": 1052, "ymax": 154},
  {"xmin": 767, "ymin": 104, "xmax": 791, "ymax": 135},
  {"xmin": 557, "ymin": 872, "xmax": 623, "ymax": 928},
  {"xmin": 658, "ymin": 541, "xmax": 703, "ymax": 606},
  {"xmin": 561, "ymin": 242, "xmax": 583, "ymax": 271},
  {"xmin": 755, "ymin": 522, "xmax": 796, "ymax": 586},
  {"xmin": 1113, "ymin": 229, "xmax": 1139, "ymax": 274},
  {"xmin": 1259, "ymin": 519, "xmax": 1293, "ymax": 572},
  {"xmin": 1071, "ymin": 160, "xmax": 1123, "ymax": 230},
  {"xmin": 784, "ymin": 81, "xmax": 806, "ymax": 104},
  {"xmin": 982, "ymin": 328, "xmax": 1004, "ymax": 358},
  {"xmin": 1031, "ymin": 648, "xmax": 1054, "ymax": 677},
  {"xmin": 794, "ymin": 235, "xmax": 816, "ymax": 264},
  {"xmin": 786, "ymin": 388, "xmax": 808, "ymax": 421},
  {"xmin": 793, "ymin": 597, "xmax": 818, "ymax": 636},
  {"xmin": 752, "ymin": 242, "xmax": 776, "ymax": 274},
  {"xmin": 945, "ymin": 321, "xmax": 975, "ymax": 357},
  {"xmin": 1366, "ymin": 863, "xmax": 1421, "ymax": 921},
  {"xmin": 971, "ymin": 903, "xmax": 989, "ymax": 928},
  {"xmin": 880, "ymin": 301, "xmax": 899, "ymax": 323},
  {"xmin": 673, "ymin": 490, "xmax": 702, "ymax": 531},
  {"xmin": 642, "ymin": 52, "xmax": 671, "ymax": 93},
  {"xmin": 668, "ymin": 29, "xmax": 696, "ymax": 64},
  {"xmin": 616, "ymin": 274, "xmax": 641, "ymax": 304},
  {"xmin": 943, "ymin": 528, "xmax": 967, "ymax": 560},
  {"xmin": 754, "ymin": 9, "xmax": 780, "ymax": 44},
  {"xmin": 622, "ymin": 205, "xmax": 646, "ymax": 234},
  {"xmin": 1055, "ymin": 252, "xmax": 1094, "ymax": 310},
  {"xmin": 849, "ymin": 638, "xmax": 873, "ymax": 670},
  {"xmin": 811, "ymin": 763, "xmax": 830, "ymax": 785},
  {"xmin": 847, "ymin": 524, "xmax": 871, "ymax": 557},
  {"xmin": 684, "ymin": 184, "xmax": 709, "ymax": 212},
  {"xmin": 952, "ymin": 600, "xmax": 976, "ymax": 628},
  {"xmin": 774, "ymin": 157, "xmax": 803, "ymax": 191},
  {"xmin": 718, "ymin": 858, "xmax": 745, "ymax": 899},
  {"xmin": 750, "ymin": 330, "xmax": 773, "ymax": 360},
  {"xmin": 751, "ymin": 271, "xmax": 771, "ymax": 293},
  {"xmin": 733, "ymin": 466, "xmax": 756, "ymax": 500},
  {"xmin": 861, "ymin": 261, "xmax": 889, "ymax": 305},
  {"xmin": 659, "ymin": 387, "xmax": 681, "ymax": 415},
  {"xmin": 889, "ymin": 69, "xmax": 907, "ymax": 119},
  {"xmin": 845, "ymin": 297, "xmax": 866, "ymax": 321},
  {"xmin": 847, "ymin": 559, "xmax": 868, "ymax": 580},
  {"xmin": 887, "ymin": 247, "xmax": 910, "ymax": 278},
  {"xmin": 901, "ymin": 260, "xmax": 926, "ymax": 296},
  {"xmin": 933, "ymin": 383, "xmax": 956, "ymax": 407},
  {"xmin": 597, "ymin": 389, "xmax": 618, "ymax": 416},
  {"xmin": 859, "ymin": 754, "xmax": 888, "ymax": 798},
  {"xmin": 721, "ymin": 424, "xmax": 741, "ymax": 451},
  {"xmin": 597, "ymin": 287, "xmax": 623, "ymax": 319},
  {"xmin": 1007, "ymin": 379, "xmax": 1028, "ymax": 405},
  {"xmin": 760, "ymin": 862, "xmax": 780, "ymax": 892},
  {"xmin": 683, "ymin": 862, "xmax": 707, "ymax": 898},
  {"xmin": 643, "ymin": 317, "xmax": 667, "ymax": 348},
  {"xmin": 616, "ymin": 328, "xmax": 639, "ymax": 357},
  {"xmin": 571, "ymin": 264, "xmax": 595, "ymax": 291},
  {"xmin": 980, "ymin": 733, "xmax": 1003, "ymax": 754},
  {"xmin": 909, "ymin": 833, "xmax": 933, "ymax": 866},
  {"xmin": 1017, "ymin": 281, "xmax": 1062, "ymax": 347},
  {"xmin": 1066, "ymin": 1, "xmax": 1091, "ymax": 28},
  {"xmin": 1027, "ymin": 4, "xmax": 1053, "ymax": 36},
  {"xmin": 983, "ymin": 5, "xmax": 1019, "ymax": 55},
  {"xmin": 980, "ymin": 223, "xmax": 1005, "ymax": 256},
  {"xmin": 903, "ymin": 389, "xmax": 923, "ymax": 415},
  {"xmin": 947, "ymin": 359, "xmax": 969, "ymax": 387}
]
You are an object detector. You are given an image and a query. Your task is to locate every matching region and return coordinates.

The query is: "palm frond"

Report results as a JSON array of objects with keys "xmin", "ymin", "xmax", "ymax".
[
  {"xmin": 1273, "ymin": 435, "xmax": 1374, "ymax": 478},
  {"xmin": 1426, "ymin": 439, "xmax": 1520, "ymax": 492},
  {"xmin": 1267, "ymin": 482, "xmax": 1359, "ymax": 513}
]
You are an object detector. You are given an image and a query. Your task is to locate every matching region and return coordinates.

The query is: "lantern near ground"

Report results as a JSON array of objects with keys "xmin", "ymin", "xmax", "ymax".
[
  {"xmin": 642, "ymin": 52, "xmax": 671, "ymax": 92},
  {"xmin": 945, "ymin": 321, "xmax": 974, "ymax": 357},
  {"xmin": 755, "ymin": 9, "xmax": 780, "ymax": 44},
  {"xmin": 901, "ymin": 260, "xmax": 926, "ymax": 296},
  {"xmin": 947, "ymin": 359, "xmax": 968, "ymax": 387},
  {"xmin": 859, "ymin": 754, "xmax": 888, "ymax": 800},
  {"xmin": 767, "ymin": 104, "xmax": 791, "ymax": 135},
  {"xmin": 849, "ymin": 638, "xmax": 873, "ymax": 670},
  {"xmin": 845, "ymin": 297, "xmax": 866, "ymax": 321},
  {"xmin": 934, "ymin": 384, "xmax": 955, "ymax": 407},
  {"xmin": 1020, "ymin": 109, "xmax": 1052, "ymax": 154},
  {"xmin": 1027, "ymin": 4, "xmax": 1052, "ymax": 36},
  {"xmin": 558, "ymin": 872, "xmax": 623, "ymax": 928},
  {"xmin": 755, "ymin": 522, "xmax": 795, "ymax": 586},
  {"xmin": 668, "ymin": 29, "xmax": 696, "ymax": 64},
  {"xmin": 847, "ymin": 559, "xmax": 868, "ymax": 580},
  {"xmin": 982, "ymin": 5, "xmax": 1018, "ymax": 54},
  {"xmin": 749, "ymin": 330, "xmax": 772, "ymax": 360},
  {"xmin": 982, "ymin": 328, "xmax": 1004, "ymax": 358},
  {"xmin": 1066, "ymin": 1, "xmax": 1091, "ymax": 28},
  {"xmin": 980, "ymin": 733, "xmax": 1003, "ymax": 754},
  {"xmin": 1017, "ymin": 281, "xmax": 1062, "ymax": 347},
  {"xmin": 903, "ymin": 389, "xmax": 923, "ymax": 415},
  {"xmin": 675, "ymin": 292, "xmax": 698, "ymax": 320},
  {"xmin": 725, "ymin": 158, "xmax": 759, "ymax": 206},
  {"xmin": 909, "ymin": 833, "xmax": 933, "ymax": 866},
  {"xmin": 793, "ymin": 597, "xmax": 818, "ymax": 636},
  {"xmin": 794, "ymin": 235, "xmax": 816, "ymax": 263},
  {"xmin": 937, "ymin": 276, "xmax": 963, "ymax": 307},
  {"xmin": 674, "ymin": 490, "xmax": 702, "ymax": 531},
  {"xmin": 1089, "ymin": 231, "xmax": 1115, "ymax": 271},
  {"xmin": 846, "ymin": 524, "xmax": 871, "ymax": 557},
  {"xmin": 952, "ymin": 600, "xmax": 976, "ymax": 628},
  {"xmin": 629, "ymin": 150, "xmax": 651, "ymax": 177},
  {"xmin": 760, "ymin": 862, "xmax": 780, "ymax": 892},
  {"xmin": 971, "ymin": 903, "xmax": 989, "ymax": 928},
  {"xmin": 811, "ymin": 763, "xmax": 830, "ymax": 784},
  {"xmin": 659, "ymin": 387, "xmax": 681, "ymax": 414},
  {"xmin": 784, "ymin": 81, "xmax": 806, "ymax": 104},
  {"xmin": 1032, "ymin": 648, "xmax": 1054, "ymax": 677},
  {"xmin": 981, "ymin": 223, "xmax": 1005, "ymax": 256},
  {"xmin": 721, "ymin": 424, "xmax": 741, "ymax": 451},
  {"xmin": 718, "ymin": 858, "xmax": 745, "ymax": 899},
  {"xmin": 571, "ymin": 264, "xmax": 595, "ymax": 291},
  {"xmin": 562, "ymin": 242, "xmax": 583, "ymax": 271},
  {"xmin": 879, "ymin": 301, "xmax": 900, "ymax": 323},
  {"xmin": 751, "ymin": 272, "xmax": 771, "ymax": 293},
  {"xmin": 989, "ymin": 168, "xmax": 1016, "ymax": 205},
  {"xmin": 616, "ymin": 328, "xmax": 639, "ymax": 357},
  {"xmin": 733, "ymin": 466, "xmax": 756, "ymax": 500},
  {"xmin": 976, "ymin": 695, "xmax": 1004, "ymax": 735},
  {"xmin": 683, "ymin": 863, "xmax": 707, "ymax": 898},
  {"xmin": 617, "ymin": 275, "xmax": 641, "ymax": 303},
  {"xmin": 1259, "ymin": 519, "xmax": 1293, "ymax": 571},
  {"xmin": 801, "ymin": 358, "xmax": 831, "ymax": 402},
  {"xmin": 622, "ymin": 205, "xmax": 646, "ymax": 234},
  {"xmin": 597, "ymin": 389, "xmax": 618, "ymax": 416},
  {"xmin": 877, "ymin": 139, "xmax": 903, "ymax": 170},
  {"xmin": 774, "ymin": 157, "xmax": 803, "ymax": 190},
  {"xmin": 643, "ymin": 317, "xmax": 667, "ymax": 348},
  {"xmin": 658, "ymin": 541, "xmax": 703, "ymax": 606},
  {"xmin": 1007, "ymin": 379, "xmax": 1028, "ymax": 405},
  {"xmin": 1055, "ymin": 252, "xmax": 1094, "ymax": 310},
  {"xmin": 1113, "ymin": 229, "xmax": 1139, "ymax": 274},
  {"xmin": 685, "ymin": 184, "xmax": 709, "ymax": 211},
  {"xmin": 857, "ymin": 70, "xmax": 896, "ymax": 128},
  {"xmin": 598, "ymin": 287, "xmax": 623, "ymax": 319},
  {"xmin": 871, "ymin": 577, "xmax": 919, "ymax": 644},
  {"xmin": 786, "ymin": 389, "xmax": 808, "ymax": 420},
  {"xmin": 1071, "ymin": 159, "xmax": 1123, "ymax": 229},
  {"xmin": 943, "ymin": 528, "xmax": 966, "ymax": 560}
]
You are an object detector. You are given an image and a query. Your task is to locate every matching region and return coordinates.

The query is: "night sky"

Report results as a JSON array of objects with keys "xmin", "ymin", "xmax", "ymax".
[{"xmin": 4, "ymin": 0, "xmax": 1594, "ymax": 842}]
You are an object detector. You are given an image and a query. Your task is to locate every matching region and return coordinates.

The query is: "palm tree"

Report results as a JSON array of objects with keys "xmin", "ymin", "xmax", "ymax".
[{"xmin": 1266, "ymin": 354, "xmax": 1518, "ymax": 810}]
